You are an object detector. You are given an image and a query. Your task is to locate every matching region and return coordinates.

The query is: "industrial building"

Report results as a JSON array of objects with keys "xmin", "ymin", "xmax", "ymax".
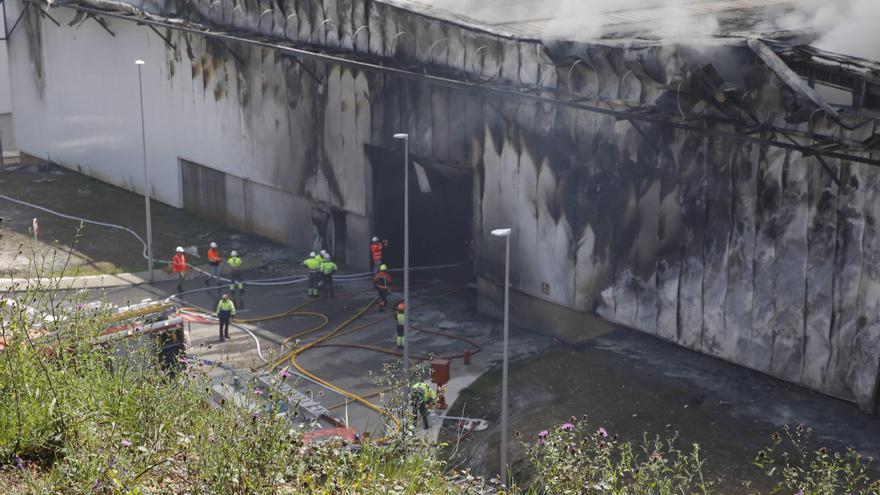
[{"xmin": 4, "ymin": 0, "xmax": 880, "ymax": 413}]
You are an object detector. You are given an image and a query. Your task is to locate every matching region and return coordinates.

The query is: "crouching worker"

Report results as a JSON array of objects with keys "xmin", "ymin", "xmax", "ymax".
[
  {"xmin": 216, "ymin": 294, "xmax": 236, "ymax": 341},
  {"xmin": 410, "ymin": 381, "xmax": 437, "ymax": 430}
]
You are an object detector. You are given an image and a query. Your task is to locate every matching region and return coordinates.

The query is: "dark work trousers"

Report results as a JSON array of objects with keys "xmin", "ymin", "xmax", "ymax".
[
  {"xmin": 308, "ymin": 271, "xmax": 319, "ymax": 297},
  {"xmin": 218, "ymin": 311, "xmax": 232, "ymax": 340},
  {"xmin": 396, "ymin": 323, "xmax": 404, "ymax": 349},
  {"xmin": 376, "ymin": 287, "xmax": 389, "ymax": 311},
  {"xmin": 411, "ymin": 392, "xmax": 429, "ymax": 430},
  {"xmin": 176, "ymin": 272, "xmax": 185, "ymax": 293},
  {"xmin": 322, "ymin": 274, "xmax": 335, "ymax": 299}
]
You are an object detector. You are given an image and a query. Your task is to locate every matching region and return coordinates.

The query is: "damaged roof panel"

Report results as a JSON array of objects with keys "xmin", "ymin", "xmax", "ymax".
[{"xmin": 390, "ymin": 0, "xmax": 802, "ymax": 40}]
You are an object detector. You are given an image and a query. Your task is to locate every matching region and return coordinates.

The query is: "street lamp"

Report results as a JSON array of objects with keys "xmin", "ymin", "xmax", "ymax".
[
  {"xmin": 393, "ymin": 133, "xmax": 410, "ymax": 397},
  {"xmin": 135, "ymin": 59, "xmax": 154, "ymax": 280},
  {"xmin": 491, "ymin": 227, "xmax": 512, "ymax": 487}
]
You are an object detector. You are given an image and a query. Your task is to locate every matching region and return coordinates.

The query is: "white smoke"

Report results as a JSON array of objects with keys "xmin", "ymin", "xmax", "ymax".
[
  {"xmin": 423, "ymin": 0, "xmax": 880, "ymax": 60},
  {"xmin": 792, "ymin": 0, "xmax": 880, "ymax": 59}
]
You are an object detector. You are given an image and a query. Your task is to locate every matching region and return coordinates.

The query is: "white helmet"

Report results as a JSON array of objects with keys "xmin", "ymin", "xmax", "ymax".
[
  {"xmin": 230, "ymin": 250, "xmax": 238, "ymax": 256},
  {"xmin": 323, "ymin": 253, "xmax": 331, "ymax": 260},
  {"xmin": 372, "ymin": 236, "xmax": 379, "ymax": 243},
  {"xmin": 210, "ymin": 242, "xmax": 217, "ymax": 248},
  {"xmin": 176, "ymin": 246, "xmax": 184, "ymax": 253},
  {"xmin": 309, "ymin": 251, "xmax": 316, "ymax": 257}
]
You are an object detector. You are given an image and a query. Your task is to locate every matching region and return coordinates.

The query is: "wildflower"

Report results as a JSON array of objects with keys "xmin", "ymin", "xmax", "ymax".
[
  {"xmin": 252, "ymin": 411, "xmax": 260, "ymax": 420},
  {"xmin": 254, "ymin": 388, "xmax": 264, "ymax": 396},
  {"xmin": 794, "ymin": 490, "xmax": 804, "ymax": 495},
  {"xmin": 121, "ymin": 439, "xmax": 132, "ymax": 448},
  {"xmin": 599, "ymin": 440, "xmax": 607, "ymax": 448},
  {"xmin": 14, "ymin": 455, "xmax": 24, "ymax": 470},
  {"xmin": 279, "ymin": 369, "xmax": 291, "ymax": 379},
  {"xmin": 597, "ymin": 427, "xmax": 608, "ymax": 438},
  {"xmin": 561, "ymin": 422, "xmax": 574, "ymax": 431},
  {"xmin": 538, "ymin": 430, "xmax": 549, "ymax": 439}
]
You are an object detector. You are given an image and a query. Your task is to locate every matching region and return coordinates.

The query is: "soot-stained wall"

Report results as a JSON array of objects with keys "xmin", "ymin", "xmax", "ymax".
[{"xmin": 11, "ymin": 0, "xmax": 880, "ymax": 411}]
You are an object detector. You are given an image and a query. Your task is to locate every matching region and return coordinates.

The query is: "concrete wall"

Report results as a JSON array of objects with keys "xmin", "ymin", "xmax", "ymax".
[
  {"xmin": 472, "ymin": 43, "xmax": 880, "ymax": 413},
  {"xmin": 4, "ymin": 1, "xmax": 373, "ymax": 266},
  {"xmin": 0, "ymin": 40, "xmax": 14, "ymax": 149}
]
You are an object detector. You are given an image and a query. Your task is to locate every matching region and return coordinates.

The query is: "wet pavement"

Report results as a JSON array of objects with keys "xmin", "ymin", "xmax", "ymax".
[{"xmin": 442, "ymin": 327, "xmax": 880, "ymax": 492}]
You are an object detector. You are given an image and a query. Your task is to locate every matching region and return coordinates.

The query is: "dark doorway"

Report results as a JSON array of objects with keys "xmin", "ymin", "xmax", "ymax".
[{"xmin": 368, "ymin": 145, "xmax": 472, "ymax": 270}]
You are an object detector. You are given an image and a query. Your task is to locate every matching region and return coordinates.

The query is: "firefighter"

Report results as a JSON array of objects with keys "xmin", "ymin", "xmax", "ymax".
[
  {"xmin": 206, "ymin": 242, "xmax": 223, "ymax": 286},
  {"xmin": 373, "ymin": 264, "xmax": 391, "ymax": 312},
  {"xmin": 171, "ymin": 246, "xmax": 187, "ymax": 293},
  {"xmin": 216, "ymin": 294, "xmax": 236, "ymax": 341},
  {"xmin": 303, "ymin": 251, "xmax": 322, "ymax": 298},
  {"xmin": 369, "ymin": 236, "xmax": 387, "ymax": 272},
  {"xmin": 410, "ymin": 381, "xmax": 437, "ymax": 430},
  {"xmin": 395, "ymin": 301, "xmax": 405, "ymax": 349},
  {"xmin": 320, "ymin": 253, "xmax": 338, "ymax": 299},
  {"xmin": 227, "ymin": 250, "xmax": 244, "ymax": 300}
]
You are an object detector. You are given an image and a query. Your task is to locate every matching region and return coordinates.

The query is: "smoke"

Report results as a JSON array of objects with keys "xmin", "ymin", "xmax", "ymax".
[
  {"xmin": 790, "ymin": 0, "xmax": 880, "ymax": 59},
  {"xmin": 423, "ymin": 0, "xmax": 880, "ymax": 60}
]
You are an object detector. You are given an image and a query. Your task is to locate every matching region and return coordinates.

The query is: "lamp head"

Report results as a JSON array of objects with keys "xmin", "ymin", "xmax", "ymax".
[
  {"xmin": 135, "ymin": 60, "xmax": 145, "ymax": 65},
  {"xmin": 491, "ymin": 228, "xmax": 512, "ymax": 237},
  {"xmin": 393, "ymin": 133, "xmax": 408, "ymax": 139}
]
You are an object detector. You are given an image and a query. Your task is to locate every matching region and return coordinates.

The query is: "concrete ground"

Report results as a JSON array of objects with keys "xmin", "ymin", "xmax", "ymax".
[{"xmin": 0, "ymin": 164, "xmax": 291, "ymax": 276}]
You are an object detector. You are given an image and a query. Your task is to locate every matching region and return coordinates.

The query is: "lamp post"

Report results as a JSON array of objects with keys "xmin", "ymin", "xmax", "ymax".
[
  {"xmin": 135, "ymin": 59, "xmax": 154, "ymax": 280},
  {"xmin": 491, "ymin": 227, "xmax": 512, "ymax": 487},
  {"xmin": 393, "ymin": 133, "xmax": 410, "ymax": 396}
]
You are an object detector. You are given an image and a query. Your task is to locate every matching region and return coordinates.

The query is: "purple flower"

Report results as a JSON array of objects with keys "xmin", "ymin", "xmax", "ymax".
[
  {"xmin": 537, "ymin": 438, "xmax": 545, "ymax": 446},
  {"xmin": 14, "ymin": 455, "xmax": 24, "ymax": 470},
  {"xmin": 121, "ymin": 439, "xmax": 132, "ymax": 448},
  {"xmin": 254, "ymin": 388, "xmax": 264, "ymax": 396},
  {"xmin": 279, "ymin": 369, "xmax": 291, "ymax": 379},
  {"xmin": 599, "ymin": 440, "xmax": 607, "ymax": 448},
  {"xmin": 252, "ymin": 411, "xmax": 260, "ymax": 420},
  {"xmin": 538, "ymin": 430, "xmax": 549, "ymax": 439},
  {"xmin": 561, "ymin": 422, "xmax": 574, "ymax": 431},
  {"xmin": 597, "ymin": 427, "xmax": 608, "ymax": 438},
  {"xmin": 794, "ymin": 491, "xmax": 804, "ymax": 495}
]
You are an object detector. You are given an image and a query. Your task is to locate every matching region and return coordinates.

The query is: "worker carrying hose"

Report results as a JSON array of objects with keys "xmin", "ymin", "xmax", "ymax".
[
  {"xmin": 320, "ymin": 253, "xmax": 338, "ymax": 299},
  {"xmin": 410, "ymin": 382, "xmax": 437, "ymax": 430},
  {"xmin": 206, "ymin": 242, "xmax": 223, "ymax": 286},
  {"xmin": 395, "ymin": 301, "xmax": 405, "ymax": 349},
  {"xmin": 216, "ymin": 294, "xmax": 236, "ymax": 341},
  {"xmin": 171, "ymin": 246, "xmax": 187, "ymax": 293},
  {"xmin": 303, "ymin": 251, "xmax": 322, "ymax": 298},
  {"xmin": 369, "ymin": 236, "xmax": 387, "ymax": 272},
  {"xmin": 373, "ymin": 264, "xmax": 392, "ymax": 312},
  {"xmin": 227, "ymin": 250, "xmax": 244, "ymax": 299}
]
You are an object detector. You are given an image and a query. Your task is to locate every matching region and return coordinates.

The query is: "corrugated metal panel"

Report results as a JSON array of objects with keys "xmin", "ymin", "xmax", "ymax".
[{"xmin": 181, "ymin": 159, "xmax": 228, "ymax": 225}]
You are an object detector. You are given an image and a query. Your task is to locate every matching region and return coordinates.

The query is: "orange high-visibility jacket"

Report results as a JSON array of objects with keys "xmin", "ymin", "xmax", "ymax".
[
  {"xmin": 207, "ymin": 248, "xmax": 222, "ymax": 263},
  {"xmin": 172, "ymin": 253, "xmax": 187, "ymax": 273},
  {"xmin": 370, "ymin": 242, "xmax": 383, "ymax": 262},
  {"xmin": 373, "ymin": 271, "xmax": 391, "ymax": 289}
]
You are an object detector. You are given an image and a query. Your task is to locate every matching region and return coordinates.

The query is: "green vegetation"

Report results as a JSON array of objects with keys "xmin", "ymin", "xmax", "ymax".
[{"xmin": 0, "ymin": 275, "xmax": 482, "ymax": 494}]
